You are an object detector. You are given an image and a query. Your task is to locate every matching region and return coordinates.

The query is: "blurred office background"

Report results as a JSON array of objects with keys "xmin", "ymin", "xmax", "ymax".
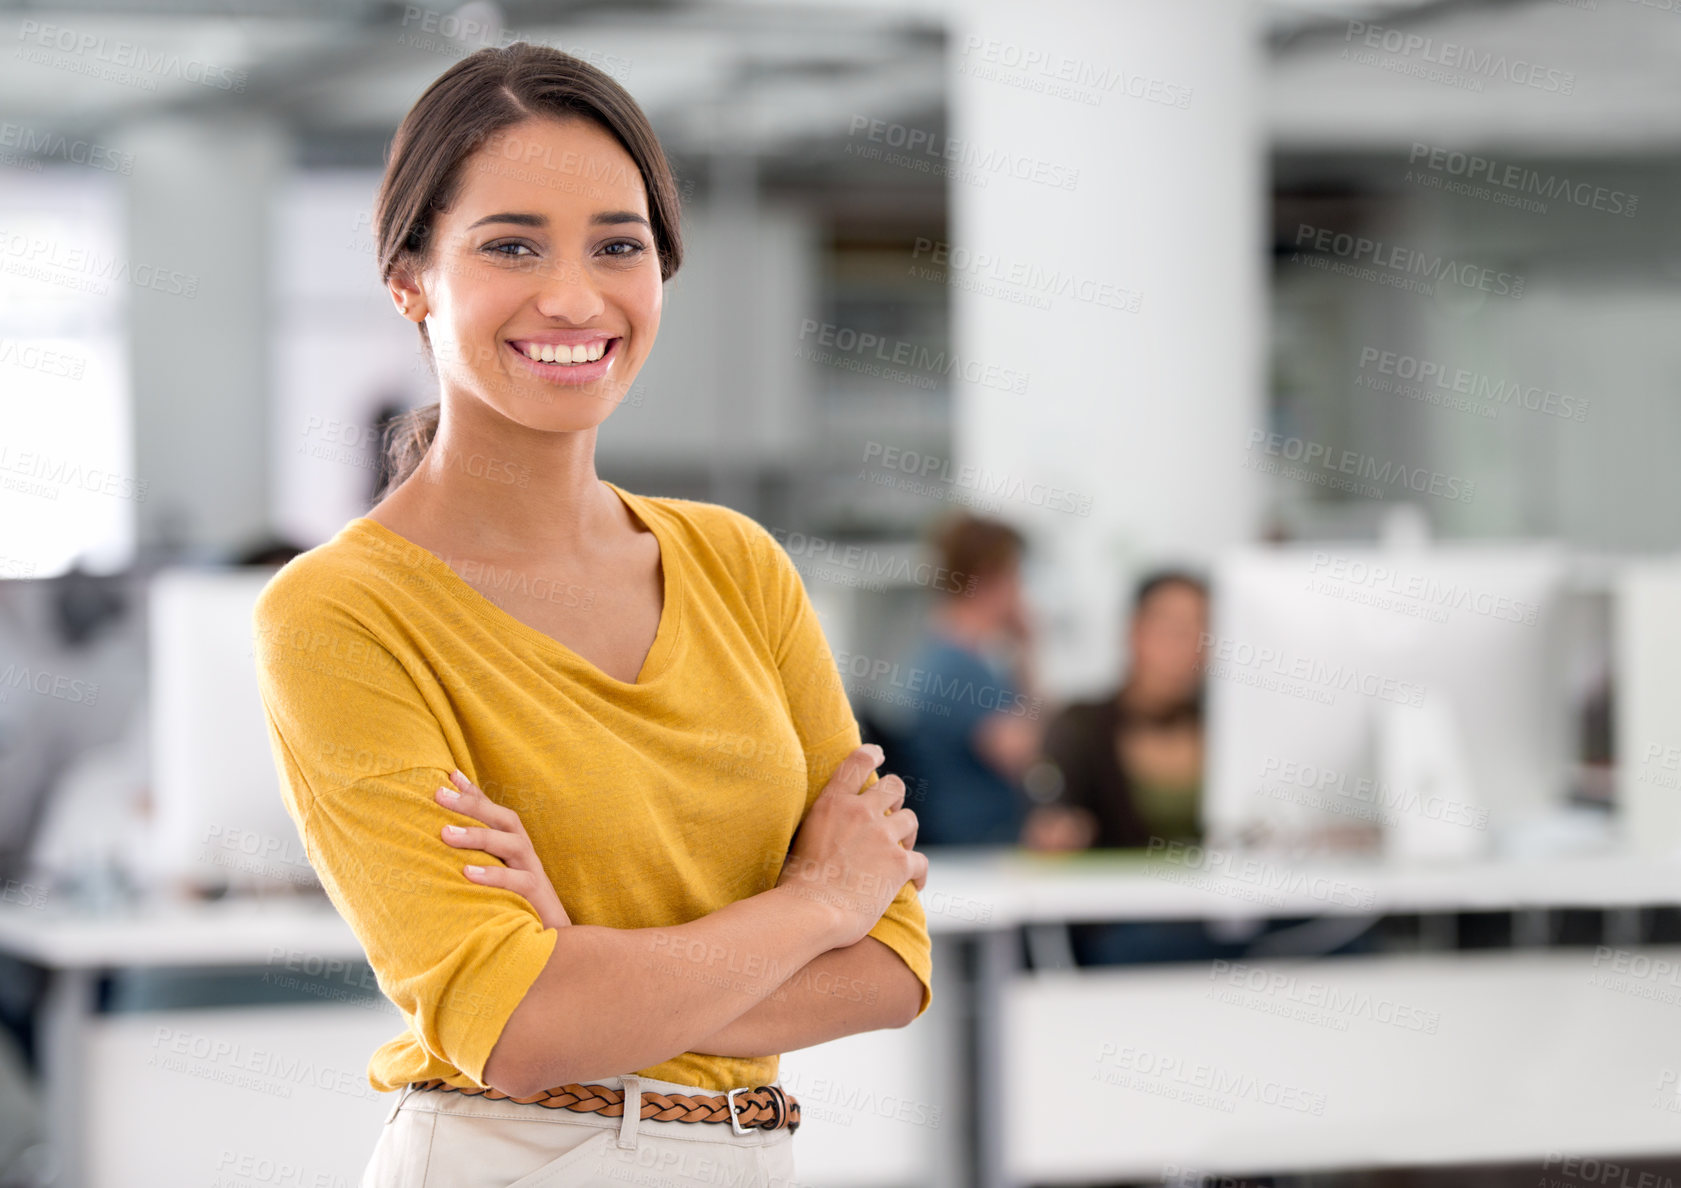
[{"xmin": 3, "ymin": 0, "xmax": 1681, "ymax": 1185}]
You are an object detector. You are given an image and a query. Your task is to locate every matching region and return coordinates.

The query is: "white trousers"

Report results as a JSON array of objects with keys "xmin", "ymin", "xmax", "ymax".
[{"xmin": 359, "ymin": 1072, "xmax": 801, "ymax": 1188}]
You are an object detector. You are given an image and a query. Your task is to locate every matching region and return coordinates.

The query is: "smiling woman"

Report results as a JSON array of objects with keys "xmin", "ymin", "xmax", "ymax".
[{"xmin": 249, "ymin": 41, "xmax": 932, "ymax": 1188}]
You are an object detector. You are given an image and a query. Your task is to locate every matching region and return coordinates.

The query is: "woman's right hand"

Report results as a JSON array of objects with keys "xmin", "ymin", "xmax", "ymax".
[{"xmin": 775, "ymin": 744, "xmax": 928, "ymax": 948}]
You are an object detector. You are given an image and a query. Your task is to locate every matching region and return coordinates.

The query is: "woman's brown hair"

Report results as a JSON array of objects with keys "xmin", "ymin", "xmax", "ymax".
[{"xmin": 371, "ymin": 42, "xmax": 685, "ymax": 500}]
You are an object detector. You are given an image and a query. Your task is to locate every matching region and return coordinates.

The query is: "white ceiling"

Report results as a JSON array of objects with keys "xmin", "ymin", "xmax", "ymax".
[
  {"xmin": 1, "ymin": 0, "xmax": 1675, "ymax": 162},
  {"xmin": 1268, "ymin": 0, "xmax": 1681, "ymax": 154},
  {"xmin": 0, "ymin": 0, "xmax": 946, "ymax": 163}
]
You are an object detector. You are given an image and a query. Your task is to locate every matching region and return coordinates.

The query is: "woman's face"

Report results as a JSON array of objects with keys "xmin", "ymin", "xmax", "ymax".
[
  {"xmin": 1129, "ymin": 583, "xmax": 1209, "ymax": 697},
  {"xmin": 391, "ymin": 114, "xmax": 663, "ymax": 432}
]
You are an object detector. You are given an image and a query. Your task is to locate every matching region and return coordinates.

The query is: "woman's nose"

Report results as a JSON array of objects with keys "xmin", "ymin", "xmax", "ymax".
[{"xmin": 533, "ymin": 256, "xmax": 606, "ymax": 321}]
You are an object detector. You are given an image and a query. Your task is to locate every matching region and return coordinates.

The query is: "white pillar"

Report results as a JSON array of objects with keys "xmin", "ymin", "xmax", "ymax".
[
  {"xmin": 119, "ymin": 114, "xmax": 289, "ymax": 558},
  {"xmin": 946, "ymin": 0, "xmax": 1265, "ymax": 696}
]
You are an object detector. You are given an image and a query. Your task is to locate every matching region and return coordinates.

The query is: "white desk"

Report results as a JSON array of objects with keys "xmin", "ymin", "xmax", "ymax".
[
  {"xmin": 921, "ymin": 847, "xmax": 1681, "ymax": 923},
  {"xmin": 1006, "ymin": 948, "xmax": 1681, "ymax": 1182},
  {"xmin": 0, "ymin": 894, "xmax": 364, "ymax": 1188},
  {"xmin": 0, "ymin": 893, "xmax": 363, "ymax": 970},
  {"xmin": 9, "ymin": 851, "xmax": 1681, "ymax": 1186},
  {"xmin": 915, "ymin": 848, "xmax": 1681, "ymax": 1187}
]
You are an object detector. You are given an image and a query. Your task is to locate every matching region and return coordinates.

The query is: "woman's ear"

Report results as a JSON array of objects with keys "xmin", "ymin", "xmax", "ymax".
[{"xmin": 388, "ymin": 266, "xmax": 428, "ymax": 324}]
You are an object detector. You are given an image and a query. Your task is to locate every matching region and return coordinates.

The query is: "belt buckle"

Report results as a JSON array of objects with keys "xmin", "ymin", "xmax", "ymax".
[{"xmin": 725, "ymin": 1086, "xmax": 750, "ymax": 1136}]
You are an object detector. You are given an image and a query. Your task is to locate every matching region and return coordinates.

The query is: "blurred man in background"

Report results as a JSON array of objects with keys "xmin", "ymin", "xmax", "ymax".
[{"xmin": 890, "ymin": 514, "xmax": 1044, "ymax": 847}]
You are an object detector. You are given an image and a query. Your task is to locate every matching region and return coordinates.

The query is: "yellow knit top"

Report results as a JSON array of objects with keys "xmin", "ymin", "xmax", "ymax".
[{"xmin": 251, "ymin": 482, "xmax": 932, "ymax": 1093}]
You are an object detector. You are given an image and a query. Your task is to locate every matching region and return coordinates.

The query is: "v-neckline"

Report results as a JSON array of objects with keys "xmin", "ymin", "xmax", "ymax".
[{"xmin": 349, "ymin": 480, "xmax": 683, "ymax": 689}]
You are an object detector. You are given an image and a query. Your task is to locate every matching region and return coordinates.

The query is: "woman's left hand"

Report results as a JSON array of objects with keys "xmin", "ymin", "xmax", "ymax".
[{"xmin": 437, "ymin": 769, "xmax": 571, "ymax": 931}]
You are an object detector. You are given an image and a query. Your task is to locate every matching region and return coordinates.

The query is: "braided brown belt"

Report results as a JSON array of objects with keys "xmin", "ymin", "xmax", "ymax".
[{"xmin": 409, "ymin": 1078, "xmax": 800, "ymax": 1134}]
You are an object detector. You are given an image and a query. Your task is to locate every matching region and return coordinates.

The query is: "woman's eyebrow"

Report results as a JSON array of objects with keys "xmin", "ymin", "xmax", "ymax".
[{"xmin": 465, "ymin": 210, "xmax": 652, "ymax": 231}]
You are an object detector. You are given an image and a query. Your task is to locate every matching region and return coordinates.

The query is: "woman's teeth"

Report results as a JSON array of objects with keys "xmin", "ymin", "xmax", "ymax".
[{"xmin": 518, "ymin": 340, "xmax": 609, "ymax": 365}]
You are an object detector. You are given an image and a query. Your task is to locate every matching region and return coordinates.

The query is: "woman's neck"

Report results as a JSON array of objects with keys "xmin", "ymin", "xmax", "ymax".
[
  {"xmin": 1116, "ymin": 678, "xmax": 1197, "ymax": 723},
  {"xmin": 388, "ymin": 403, "xmax": 620, "ymax": 558}
]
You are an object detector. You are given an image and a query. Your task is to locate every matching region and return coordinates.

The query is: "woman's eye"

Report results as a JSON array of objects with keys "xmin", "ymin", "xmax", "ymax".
[
  {"xmin": 602, "ymin": 240, "xmax": 647, "ymax": 259},
  {"xmin": 486, "ymin": 241, "xmax": 535, "ymax": 259}
]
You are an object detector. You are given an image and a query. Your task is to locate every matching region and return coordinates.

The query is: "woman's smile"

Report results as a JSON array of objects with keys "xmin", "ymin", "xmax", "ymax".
[{"xmin": 503, "ymin": 334, "xmax": 624, "ymax": 385}]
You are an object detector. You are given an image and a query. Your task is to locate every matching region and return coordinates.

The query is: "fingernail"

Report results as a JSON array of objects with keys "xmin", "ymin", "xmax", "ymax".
[
  {"xmin": 443, "ymin": 825, "xmax": 464, "ymax": 838},
  {"xmin": 437, "ymin": 786, "xmax": 459, "ymax": 801},
  {"xmin": 865, "ymin": 745, "xmax": 884, "ymax": 762},
  {"xmin": 451, "ymin": 770, "xmax": 469, "ymax": 789},
  {"xmin": 464, "ymin": 865, "xmax": 483, "ymax": 876}
]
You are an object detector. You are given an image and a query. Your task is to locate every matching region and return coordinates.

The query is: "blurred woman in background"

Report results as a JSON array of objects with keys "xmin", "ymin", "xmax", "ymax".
[
  {"xmin": 1026, "ymin": 570, "xmax": 1210, "ymax": 855},
  {"xmin": 1026, "ymin": 570, "xmax": 1221, "ymax": 966}
]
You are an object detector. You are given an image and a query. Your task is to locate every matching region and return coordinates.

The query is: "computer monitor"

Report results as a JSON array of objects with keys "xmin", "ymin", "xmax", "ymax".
[
  {"xmin": 148, "ymin": 567, "xmax": 319, "ymax": 895},
  {"xmin": 1616, "ymin": 559, "xmax": 1681, "ymax": 857},
  {"xmin": 1201, "ymin": 544, "xmax": 1572, "ymax": 861}
]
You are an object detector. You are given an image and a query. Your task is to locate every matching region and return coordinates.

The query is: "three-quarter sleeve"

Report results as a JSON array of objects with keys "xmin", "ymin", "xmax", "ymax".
[
  {"xmin": 746, "ymin": 525, "xmax": 935, "ymax": 1021},
  {"xmin": 251, "ymin": 574, "xmax": 558, "ymax": 1090}
]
